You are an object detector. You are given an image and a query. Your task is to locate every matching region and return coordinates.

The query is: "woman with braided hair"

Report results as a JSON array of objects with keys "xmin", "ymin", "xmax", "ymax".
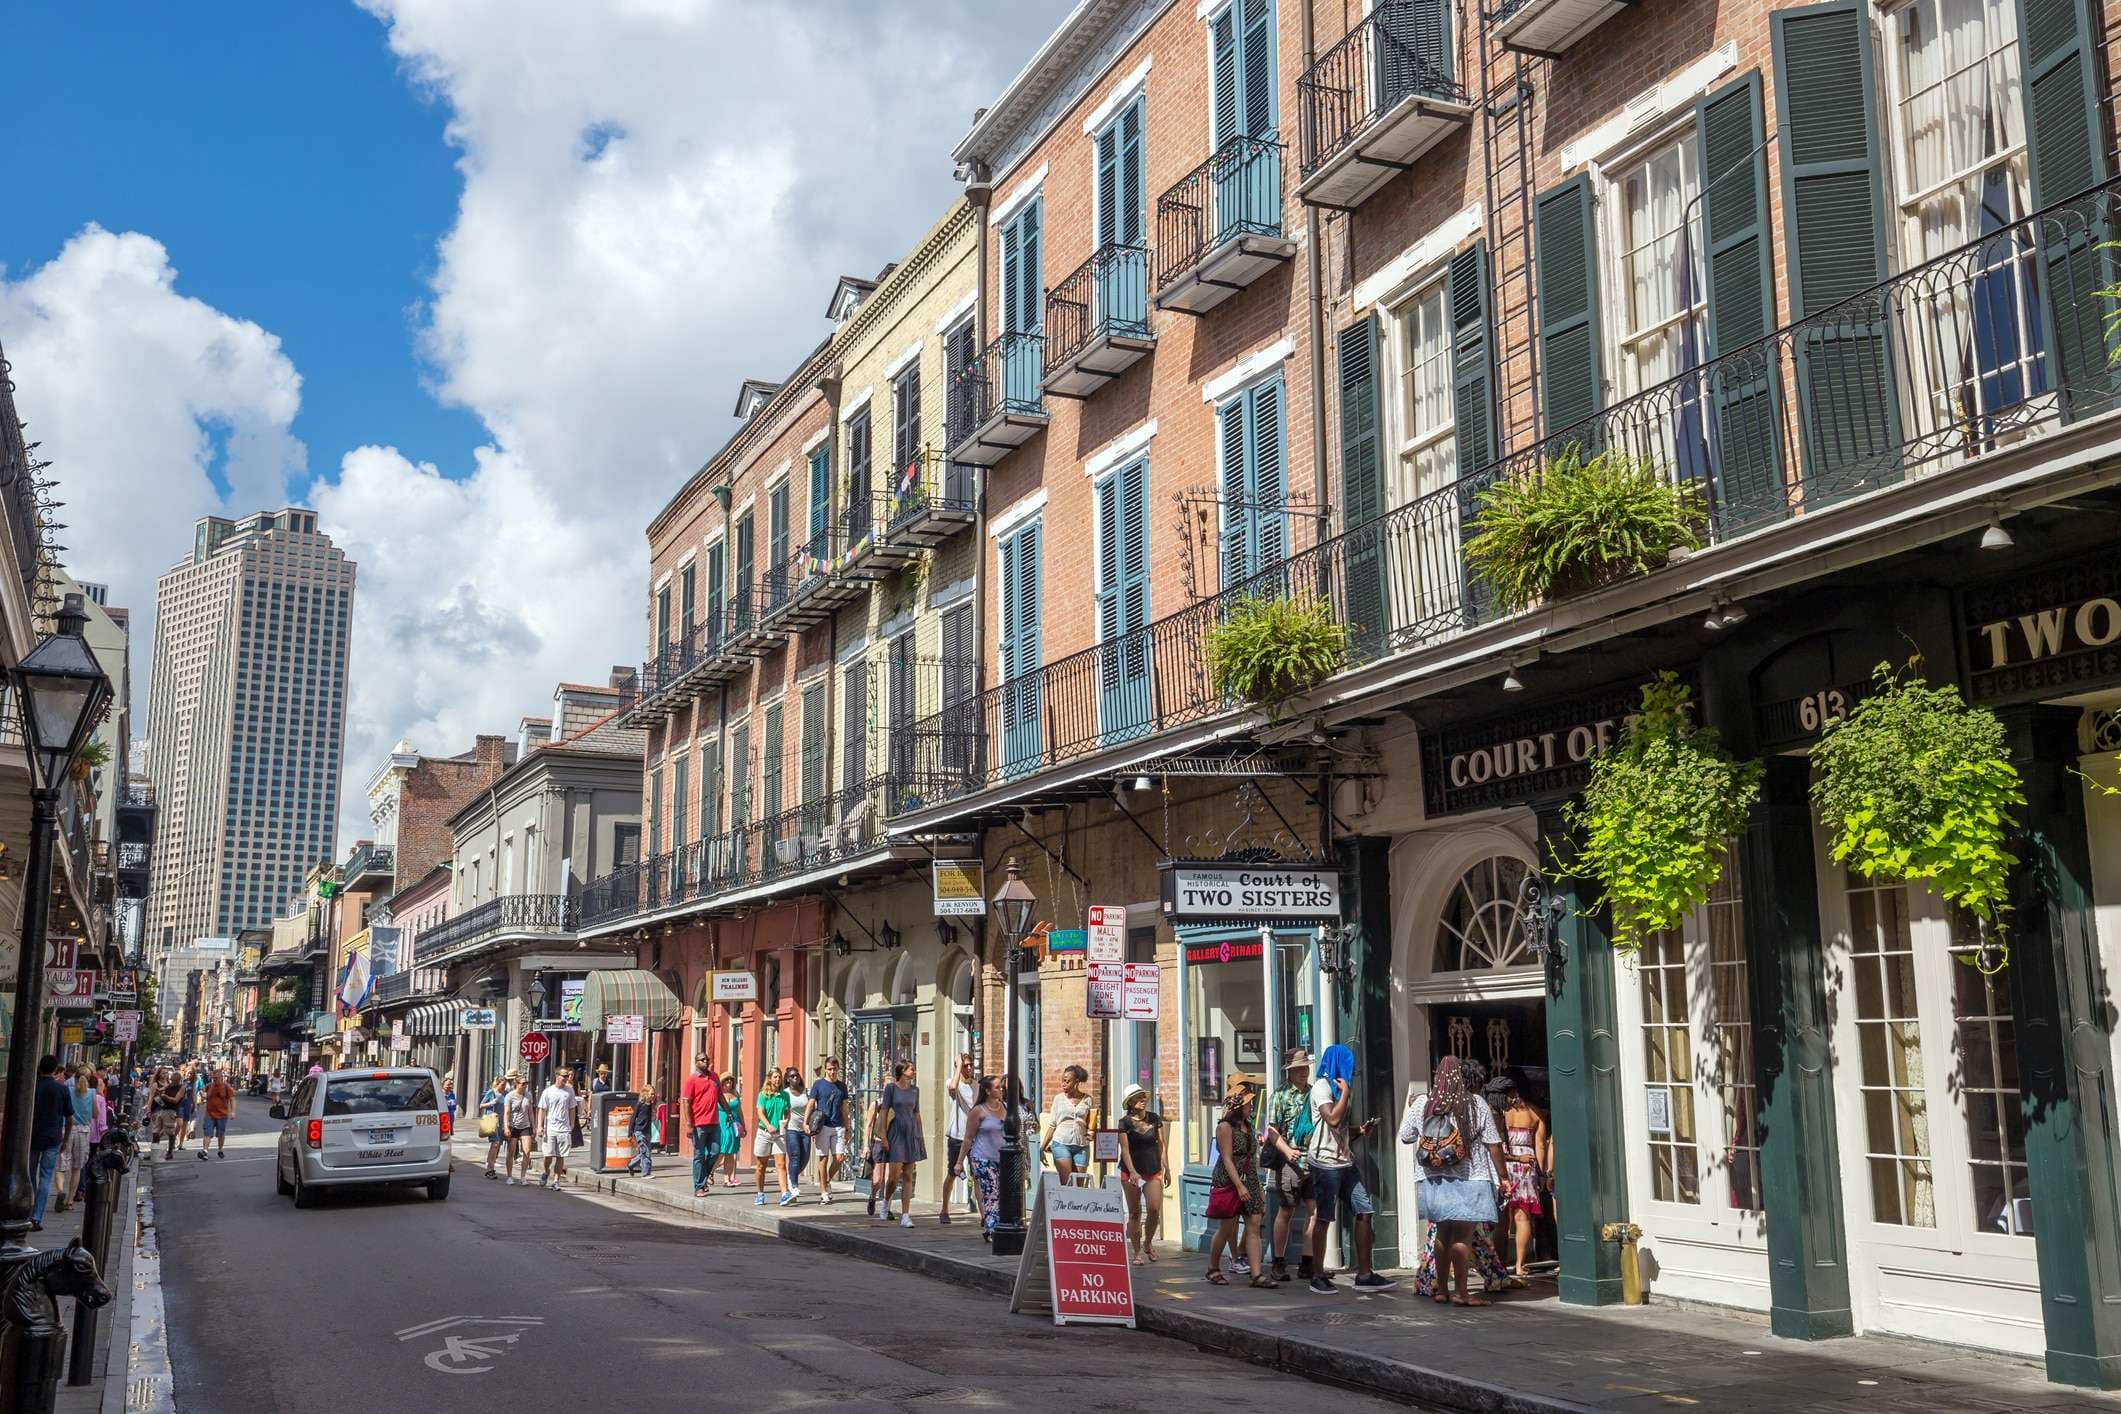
[{"xmin": 1402, "ymin": 1055, "xmax": 1506, "ymax": 1307}]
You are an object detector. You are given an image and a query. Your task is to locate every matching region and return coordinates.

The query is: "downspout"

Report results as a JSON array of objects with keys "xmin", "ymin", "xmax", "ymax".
[
  {"xmin": 967, "ymin": 164, "xmax": 995, "ymax": 985},
  {"xmin": 1302, "ymin": 0, "xmax": 1331, "ymax": 550}
]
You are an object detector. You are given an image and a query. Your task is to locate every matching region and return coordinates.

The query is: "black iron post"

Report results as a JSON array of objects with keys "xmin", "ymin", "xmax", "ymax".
[
  {"xmin": 0, "ymin": 786, "xmax": 66, "ymax": 1411},
  {"xmin": 987, "ymin": 859, "xmax": 1037, "ymax": 1259},
  {"xmin": 66, "ymin": 1133, "xmax": 132, "ymax": 1386}
]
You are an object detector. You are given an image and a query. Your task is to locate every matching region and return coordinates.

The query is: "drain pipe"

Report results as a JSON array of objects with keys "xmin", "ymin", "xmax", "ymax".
[
  {"xmin": 1302, "ymin": 0, "xmax": 1330, "ymax": 549},
  {"xmin": 967, "ymin": 172, "xmax": 993, "ymax": 739}
]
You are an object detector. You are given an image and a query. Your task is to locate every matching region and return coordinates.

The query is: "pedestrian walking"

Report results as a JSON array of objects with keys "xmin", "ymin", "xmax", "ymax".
[
  {"xmin": 176, "ymin": 1062, "xmax": 197, "ymax": 1150},
  {"xmin": 1263, "ymin": 1048, "xmax": 1315, "ymax": 1283},
  {"xmin": 1205, "ymin": 1072, "xmax": 1273, "ymax": 1288},
  {"xmin": 568, "ymin": 1068, "xmax": 586, "ymax": 1149},
  {"xmin": 1116, "ymin": 1083, "xmax": 1167, "ymax": 1264},
  {"xmin": 629, "ymin": 1077, "xmax": 658, "ymax": 1177},
  {"xmin": 1039, "ymin": 1064, "xmax": 1094, "ymax": 1186},
  {"xmin": 752, "ymin": 1071, "xmax": 790, "ymax": 1205},
  {"xmin": 1492, "ymin": 1071, "xmax": 1549, "ymax": 1288},
  {"xmin": 201, "ymin": 1067, "xmax": 235, "ymax": 1159},
  {"xmin": 807, "ymin": 1058, "xmax": 849, "ymax": 1203},
  {"xmin": 779, "ymin": 1069, "xmax": 810, "ymax": 1202},
  {"xmin": 480, "ymin": 1077, "xmax": 507, "ymax": 1178},
  {"xmin": 537, "ymin": 1069, "xmax": 578, "ymax": 1188},
  {"xmin": 592, "ymin": 1064, "xmax": 612, "ymax": 1094},
  {"xmin": 1403, "ymin": 1055, "xmax": 1508, "ymax": 1308},
  {"xmin": 682, "ymin": 1055, "xmax": 722, "ymax": 1197},
  {"xmin": 715, "ymin": 1076, "xmax": 745, "ymax": 1187},
  {"xmin": 30, "ymin": 1056, "xmax": 72, "ymax": 1231},
  {"xmin": 55, "ymin": 1066, "xmax": 94, "ymax": 1209},
  {"xmin": 939, "ymin": 1052, "xmax": 975, "ymax": 1225},
  {"xmin": 1305, "ymin": 1043, "xmax": 1396, "ymax": 1293},
  {"xmin": 861, "ymin": 1089, "xmax": 891, "ymax": 1216},
  {"xmin": 441, "ymin": 1075, "xmax": 459, "ymax": 1127},
  {"xmin": 503, "ymin": 1069, "xmax": 536, "ymax": 1184},
  {"xmin": 878, "ymin": 1060, "xmax": 925, "ymax": 1228},
  {"xmin": 964, "ymin": 1076, "xmax": 1006, "ymax": 1241},
  {"xmin": 153, "ymin": 1069, "xmax": 184, "ymax": 1160}
]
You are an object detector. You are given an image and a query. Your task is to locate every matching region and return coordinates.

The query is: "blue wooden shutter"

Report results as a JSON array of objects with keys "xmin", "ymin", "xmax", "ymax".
[
  {"xmin": 1772, "ymin": 2, "xmax": 1898, "ymax": 500},
  {"xmin": 1097, "ymin": 123, "xmax": 1120, "ymax": 250},
  {"xmin": 1533, "ymin": 174, "xmax": 1600, "ymax": 440},
  {"xmin": 2016, "ymin": 0, "xmax": 2116, "ymax": 411},
  {"xmin": 1120, "ymin": 99, "xmax": 1144, "ymax": 246},
  {"xmin": 1338, "ymin": 316, "xmax": 1386, "ymax": 657},
  {"xmin": 1249, "ymin": 377, "xmax": 1287, "ymax": 574},
  {"xmin": 1218, "ymin": 399, "xmax": 1250, "ymax": 591},
  {"xmin": 1240, "ymin": 0, "xmax": 1275, "ymax": 139},
  {"xmin": 1001, "ymin": 524, "xmax": 1043, "ymax": 774},
  {"xmin": 1211, "ymin": 5, "xmax": 1240, "ymax": 145},
  {"xmin": 1097, "ymin": 461, "xmax": 1152, "ymax": 741},
  {"xmin": 1001, "ymin": 217, "xmax": 1022, "ymax": 333},
  {"xmin": 1095, "ymin": 474, "xmax": 1122, "ymax": 650},
  {"xmin": 1695, "ymin": 71, "xmax": 1783, "ymax": 529}
]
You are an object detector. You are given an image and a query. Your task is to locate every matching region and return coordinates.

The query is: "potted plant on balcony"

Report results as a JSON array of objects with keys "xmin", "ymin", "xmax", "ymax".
[
  {"xmin": 1562, "ymin": 673, "xmax": 1761, "ymax": 955},
  {"xmin": 71, "ymin": 737, "xmax": 111, "ymax": 783},
  {"xmin": 1203, "ymin": 592, "xmax": 1350, "ymax": 717},
  {"xmin": 1810, "ymin": 658, "xmax": 2023, "ymax": 950},
  {"xmin": 1463, "ymin": 446, "xmax": 1706, "ymax": 613}
]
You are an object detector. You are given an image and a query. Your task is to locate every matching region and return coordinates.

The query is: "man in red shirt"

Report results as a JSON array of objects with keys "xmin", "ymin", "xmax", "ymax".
[
  {"xmin": 201, "ymin": 1068, "xmax": 236, "ymax": 1160},
  {"xmin": 681, "ymin": 1055, "xmax": 722, "ymax": 1198}
]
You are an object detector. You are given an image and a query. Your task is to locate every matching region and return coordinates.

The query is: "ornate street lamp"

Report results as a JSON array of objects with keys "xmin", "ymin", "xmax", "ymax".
[
  {"xmin": 0, "ymin": 595, "xmax": 116, "ymax": 1410},
  {"xmin": 527, "ymin": 974, "xmax": 548, "ymax": 1085},
  {"xmin": 988, "ymin": 859, "xmax": 1037, "ymax": 1257}
]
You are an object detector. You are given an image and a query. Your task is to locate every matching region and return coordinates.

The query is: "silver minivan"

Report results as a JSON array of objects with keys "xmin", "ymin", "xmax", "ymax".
[{"xmin": 272, "ymin": 1067, "xmax": 453, "ymax": 1206}]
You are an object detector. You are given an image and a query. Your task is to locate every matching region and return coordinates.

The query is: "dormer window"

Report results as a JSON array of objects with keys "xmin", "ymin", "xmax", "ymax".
[{"xmin": 733, "ymin": 378, "xmax": 781, "ymax": 420}]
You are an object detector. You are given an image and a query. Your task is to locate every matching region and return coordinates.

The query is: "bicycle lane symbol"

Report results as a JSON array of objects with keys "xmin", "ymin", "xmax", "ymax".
[{"xmin": 395, "ymin": 1316, "xmax": 545, "ymax": 1375}]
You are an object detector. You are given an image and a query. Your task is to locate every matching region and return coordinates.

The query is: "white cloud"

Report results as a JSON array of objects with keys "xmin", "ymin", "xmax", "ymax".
[{"xmin": 9, "ymin": 0, "xmax": 1072, "ymax": 859}]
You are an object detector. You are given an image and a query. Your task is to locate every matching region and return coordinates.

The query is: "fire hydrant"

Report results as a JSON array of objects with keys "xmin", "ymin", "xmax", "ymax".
[{"xmin": 1600, "ymin": 1221, "xmax": 1645, "ymax": 1304}]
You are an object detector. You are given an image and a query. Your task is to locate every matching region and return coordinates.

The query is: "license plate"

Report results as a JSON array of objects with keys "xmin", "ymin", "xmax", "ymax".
[{"xmin": 366, "ymin": 1130, "xmax": 401, "ymax": 1145}]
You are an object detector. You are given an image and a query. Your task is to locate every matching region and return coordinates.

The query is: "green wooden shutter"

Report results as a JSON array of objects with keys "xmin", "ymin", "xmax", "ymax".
[
  {"xmin": 729, "ymin": 725, "xmax": 750, "ymax": 831},
  {"xmin": 648, "ymin": 769, "xmax": 663, "ymax": 858},
  {"xmin": 1211, "ymin": 4, "xmax": 1239, "ymax": 145},
  {"xmin": 842, "ymin": 660, "xmax": 868, "ymax": 794},
  {"xmin": 1772, "ymin": 2, "xmax": 1900, "ymax": 502},
  {"xmin": 801, "ymin": 685, "xmax": 825, "ymax": 806},
  {"xmin": 1533, "ymin": 175, "xmax": 1600, "ymax": 440},
  {"xmin": 808, "ymin": 446, "xmax": 830, "ymax": 541},
  {"xmin": 706, "ymin": 541, "xmax": 726, "ymax": 646},
  {"xmin": 2017, "ymin": 0, "xmax": 2116, "ymax": 412},
  {"xmin": 1337, "ymin": 315, "xmax": 1386, "ymax": 658},
  {"xmin": 763, "ymin": 704, "xmax": 783, "ymax": 819},
  {"xmin": 673, "ymin": 759, "xmax": 689, "ymax": 849},
  {"xmin": 1447, "ymin": 240, "xmax": 1496, "ymax": 469},
  {"xmin": 1695, "ymin": 71, "xmax": 1784, "ymax": 530},
  {"xmin": 768, "ymin": 483, "xmax": 789, "ymax": 602}
]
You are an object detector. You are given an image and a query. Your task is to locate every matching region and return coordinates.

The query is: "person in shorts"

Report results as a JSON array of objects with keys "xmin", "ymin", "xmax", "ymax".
[
  {"xmin": 1305, "ymin": 1043, "xmax": 1396, "ymax": 1294},
  {"xmin": 940, "ymin": 1052, "xmax": 975, "ymax": 1224},
  {"xmin": 537, "ymin": 1070, "xmax": 577, "ymax": 1188},
  {"xmin": 1264, "ymin": 1048, "xmax": 1316, "ymax": 1283},
  {"xmin": 807, "ymin": 1058, "xmax": 849, "ymax": 1202},
  {"xmin": 200, "ymin": 1067, "xmax": 235, "ymax": 1159},
  {"xmin": 502, "ymin": 1069, "xmax": 535, "ymax": 1184}
]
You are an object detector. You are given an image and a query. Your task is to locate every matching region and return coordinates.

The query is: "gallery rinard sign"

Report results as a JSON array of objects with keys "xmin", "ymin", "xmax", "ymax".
[{"xmin": 1157, "ymin": 860, "xmax": 1342, "ymax": 925}]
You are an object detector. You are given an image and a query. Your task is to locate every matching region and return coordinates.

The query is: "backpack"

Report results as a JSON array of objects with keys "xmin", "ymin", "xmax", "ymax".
[
  {"xmin": 1289, "ymin": 1092, "xmax": 1318, "ymax": 1151},
  {"xmin": 1417, "ymin": 1109, "xmax": 1469, "ymax": 1176}
]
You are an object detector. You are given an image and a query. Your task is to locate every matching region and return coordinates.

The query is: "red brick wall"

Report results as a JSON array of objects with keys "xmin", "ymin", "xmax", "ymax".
[{"xmin": 395, "ymin": 734, "xmax": 511, "ymax": 890}]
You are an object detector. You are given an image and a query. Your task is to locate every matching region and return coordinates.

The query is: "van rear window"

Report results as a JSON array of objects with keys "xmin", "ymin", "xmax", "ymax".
[{"xmin": 324, "ymin": 1077, "xmax": 437, "ymax": 1115}]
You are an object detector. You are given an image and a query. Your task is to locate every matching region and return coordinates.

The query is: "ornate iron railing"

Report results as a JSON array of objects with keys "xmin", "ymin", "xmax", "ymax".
[
  {"xmin": 1046, "ymin": 242, "xmax": 1152, "ymax": 370},
  {"xmin": 949, "ymin": 331, "xmax": 1045, "ymax": 441},
  {"xmin": 1299, "ymin": 3, "xmax": 1469, "ymax": 177},
  {"xmin": 884, "ymin": 450, "xmax": 978, "ymax": 538},
  {"xmin": 763, "ymin": 525, "xmax": 838, "ymax": 618},
  {"xmin": 1156, "ymin": 135, "xmax": 1285, "ymax": 286},
  {"xmin": 412, "ymin": 892, "xmax": 575, "ymax": 964},
  {"xmin": 900, "ymin": 179, "xmax": 2121, "ymax": 812}
]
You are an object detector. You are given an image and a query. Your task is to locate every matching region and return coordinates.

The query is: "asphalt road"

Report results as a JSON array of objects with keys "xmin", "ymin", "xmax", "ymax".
[{"xmin": 151, "ymin": 1106, "xmax": 1413, "ymax": 1412}]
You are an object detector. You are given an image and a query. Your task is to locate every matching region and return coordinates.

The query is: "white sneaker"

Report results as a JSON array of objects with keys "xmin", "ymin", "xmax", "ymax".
[
  {"xmin": 899, "ymin": 1213, "xmax": 913, "ymax": 1229},
  {"xmin": 821, "ymin": 1191, "xmax": 833, "ymax": 1204},
  {"xmin": 507, "ymin": 1177, "xmax": 519, "ymax": 1186}
]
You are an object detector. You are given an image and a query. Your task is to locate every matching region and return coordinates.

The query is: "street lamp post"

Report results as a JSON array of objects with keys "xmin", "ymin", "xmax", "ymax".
[
  {"xmin": 988, "ymin": 859, "xmax": 1037, "ymax": 1258},
  {"xmin": 0, "ymin": 595, "xmax": 117, "ymax": 1411},
  {"xmin": 528, "ymin": 975, "xmax": 548, "ymax": 1089}
]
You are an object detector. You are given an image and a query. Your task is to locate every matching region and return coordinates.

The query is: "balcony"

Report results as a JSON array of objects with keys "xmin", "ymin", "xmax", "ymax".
[
  {"xmin": 344, "ymin": 843, "xmax": 394, "ymax": 890},
  {"xmin": 883, "ymin": 449, "xmax": 978, "ymax": 547},
  {"xmin": 1297, "ymin": 4, "xmax": 1474, "ymax": 212},
  {"xmin": 835, "ymin": 489, "xmax": 917, "ymax": 584},
  {"xmin": 411, "ymin": 892, "xmax": 576, "ymax": 965},
  {"xmin": 1043, "ymin": 244, "xmax": 1155, "ymax": 398},
  {"xmin": 946, "ymin": 332, "xmax": 1047, "ymax": 466},
  {"xmin": 891, "ymin": 181, "xmax": 2121, "ymax": 819},
  {"xmin": 1489, "ymin": 0, "xmax": 1636, "ymax": 58},
  {"xmin": 1156, "ymin": 136, "xmax": 1296, "ymax": 315},
  {"xmin": 725, "ymin": 585, "xmax": 787, "ymax": 657},
  {"xmin": 885, "ymin": 657, "xmax": 985, "ymax": 817},
  {"xmin": 762, "ymin": 526, "xmax": 841, "ymax": 628}
]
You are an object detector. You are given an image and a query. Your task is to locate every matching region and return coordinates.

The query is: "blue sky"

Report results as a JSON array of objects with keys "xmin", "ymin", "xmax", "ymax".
[{"xmin": 8, "ymin": 1, "xmax": 485, "ymax": 488}]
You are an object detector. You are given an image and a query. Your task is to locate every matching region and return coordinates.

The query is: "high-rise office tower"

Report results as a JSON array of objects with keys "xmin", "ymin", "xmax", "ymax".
[{"xmin": 145, "ymin": 508, "xmax": 356, "ymax": 975}]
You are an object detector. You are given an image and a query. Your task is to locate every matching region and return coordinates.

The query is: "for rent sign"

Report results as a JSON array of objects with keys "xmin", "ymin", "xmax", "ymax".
[{"xmin": 1158, "ymin": 861, "xmax": 1340, "ymax": 925}]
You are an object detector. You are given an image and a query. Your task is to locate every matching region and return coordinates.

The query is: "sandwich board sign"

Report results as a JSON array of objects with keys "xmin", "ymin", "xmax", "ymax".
[{"xmin": 1009, "ymin": 1180, "xmax": 1135, "ymax": 1328}]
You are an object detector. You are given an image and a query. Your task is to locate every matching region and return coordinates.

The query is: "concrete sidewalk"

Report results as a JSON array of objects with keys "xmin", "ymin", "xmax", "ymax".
[
  {"xmin": 39, "ymin": 1154, "xmax": 141, "ymax": 1414},
  {"xmin": 456, "ymin": 1138, "xmax": 2112, "ymax": 1413}
]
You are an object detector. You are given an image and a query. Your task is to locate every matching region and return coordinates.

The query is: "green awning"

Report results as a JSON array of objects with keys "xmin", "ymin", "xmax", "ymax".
[{"xmin": 578, "ymin": 969, "xmax": 684, "ymax": 1033}]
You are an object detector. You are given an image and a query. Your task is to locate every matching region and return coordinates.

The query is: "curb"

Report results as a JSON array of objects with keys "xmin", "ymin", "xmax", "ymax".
[
  {"xmin": 96, "ymin": 1164, "xmax": 141, "ymax": 1414},
  {"xmin": 560, "ymin": 1166, "xmax": 1597, "ymax": 1414}
]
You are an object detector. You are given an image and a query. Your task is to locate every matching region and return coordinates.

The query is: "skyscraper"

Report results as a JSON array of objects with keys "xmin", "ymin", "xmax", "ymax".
[{"xmin": 145, "ymin": 508, "xmax": 355, "ymax": 979}]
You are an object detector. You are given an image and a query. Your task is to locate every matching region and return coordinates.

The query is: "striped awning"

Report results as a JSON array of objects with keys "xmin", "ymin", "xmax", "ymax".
[
  {"xmin": 408, "ymin": 999, "xmax": 472, "ymax": 1038},
  {"xmin": 578, "ymin": 969, "xmax": 685, "ymax": 1033}
]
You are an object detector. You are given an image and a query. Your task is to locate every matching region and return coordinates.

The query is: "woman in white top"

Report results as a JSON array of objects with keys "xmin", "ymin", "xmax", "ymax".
[
  {"xmin": 781, "ymin": 1069, "xmax": 812, "ymax": 1202},
  {"xmin": 1039, "ymin": 1064, "xmax": 1095, "ymax": 1185}
]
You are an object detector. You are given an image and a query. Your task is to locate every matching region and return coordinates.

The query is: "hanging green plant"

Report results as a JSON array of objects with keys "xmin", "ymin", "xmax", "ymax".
[
  {"xmin": 1809, "ymin": 658, "xmax": 2023, "ymax": 924},
  {"xmin": 1463, "ymin": 446, "xmax": 1706, "ymax": 613},
  {"xmin": 1202, "ymin": 593, "xmax": 1349, "ymax": 716},
  {"xmin": 1560, "ymin": 673, "xmax": 1761, "ymax": 955}
]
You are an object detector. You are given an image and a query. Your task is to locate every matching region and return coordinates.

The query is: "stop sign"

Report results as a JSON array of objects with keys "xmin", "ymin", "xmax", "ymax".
[{"xmin": 519, "ymin": 1031, "xmax": 551, "ymax": 1065}]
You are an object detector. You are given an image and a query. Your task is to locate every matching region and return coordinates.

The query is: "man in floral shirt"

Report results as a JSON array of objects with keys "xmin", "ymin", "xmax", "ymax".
[{"xmin": 1263, "ymin": 1048, "xmax": 1316, "ymax": 1283}]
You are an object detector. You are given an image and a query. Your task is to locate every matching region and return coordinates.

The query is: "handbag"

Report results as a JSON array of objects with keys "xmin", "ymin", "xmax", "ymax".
[
  {"xmin": 1205, "ymin": 1185, "xmax": 1243, "ymax": 1221},
  {"xmin": 478, "ymin": 1114, "xmax": 499, "ymax": 1140}
]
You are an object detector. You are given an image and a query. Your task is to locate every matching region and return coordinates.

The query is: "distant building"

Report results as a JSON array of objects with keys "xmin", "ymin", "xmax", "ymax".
[
  {"xmin": 144, "ymin": 508, "xmax": 356, "ymax": 977},
  {"xmin": 366, "ymin": 734, "xmax": 518, "ymax": 895}
]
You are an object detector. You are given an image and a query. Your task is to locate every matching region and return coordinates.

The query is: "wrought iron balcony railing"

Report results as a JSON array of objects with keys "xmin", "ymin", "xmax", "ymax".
[
  {"xmin": 898, "ymin": 179, "xmax": 2121, "ymax": 812},
  {"xmin": 1299, "ymin": 3, "xmax": 1471, "ymax": 182},
  {"xmin": 1044, "ymin": 244, "xmax": 1153, "ymax": 396},
  {"xmin": 1155, "ymin": 136, "xmax": 1290, "ymax": 310},
  {"xmin": 762, "ymin": 525, "xmax": 839, "ymax": 623},
  {"xmin": 884, "ymin": 449, "xmax": 979, "ymax": 546},
  {"xmin": 412, "ymin": 892, "xmax": 576, "ymax": 965},
  {"xmin": 947, "ymin": 332, "xmax": 1047, "ymax": 466}
]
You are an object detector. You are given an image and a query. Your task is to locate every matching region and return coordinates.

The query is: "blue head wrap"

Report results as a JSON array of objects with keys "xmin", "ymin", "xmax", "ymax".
[{"xmin": 1317, "ymin": 1044, "xmax": 1356, "ymax": 1087}]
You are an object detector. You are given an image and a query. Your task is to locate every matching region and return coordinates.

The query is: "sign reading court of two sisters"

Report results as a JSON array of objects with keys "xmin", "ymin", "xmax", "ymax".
[{"xmin": 1157, "ymin": 859, "xmax": 1342, "ymax": 926}]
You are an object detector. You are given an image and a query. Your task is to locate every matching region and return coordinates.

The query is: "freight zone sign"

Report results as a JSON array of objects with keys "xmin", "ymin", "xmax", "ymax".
[{"xmin": 1157, "ymin": 861, "xmax": 1341, "ymax": 926}]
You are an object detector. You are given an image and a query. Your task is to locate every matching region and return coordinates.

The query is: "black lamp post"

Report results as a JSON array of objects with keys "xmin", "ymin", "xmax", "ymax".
[
  {"xmin": 527, "ymin": 975, "xmax": 548, "ymax": 1087},
  {"xmin": 0, "ymin": 595, "xmax": 116, "ymax": 1408},
  {"xmin": 988, "ymin": 859, "xmax": 1037, "ymax": 1258}
]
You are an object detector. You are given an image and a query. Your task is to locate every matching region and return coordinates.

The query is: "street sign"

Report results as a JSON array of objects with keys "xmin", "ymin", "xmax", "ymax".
[
  {"xmin": 1086, "ymin": 906, "xmax": 1125, "ymax": 963},
  {"xmin": 391, "ymin": 1032, "xmax": 412, "ymax": 1053},
  {"xmin": 606, "ymin": 1013, "xmax": 645, "ymax": 1044},
  {"xmin": 1157, "ymin": 860, "xmax": 1342, "ymax": 925},
  {"xmin": 47, "ymin": 937, "xmax": 78, "ymax": 970},
  {"xmin": 519, "ymin": 1031, "xmax": 551, "ymax": 1065},
  {"xmin": 46, "ymin": 969, "xmax": 94, "ymax": 1005},
  {"xmin": 1087, "ymin": 963, "xmax": 1159, "ymax": 1021},
  {"xmin": 114, "ymin": 1013, "xmax": 140, "ymax": 1044},
  {"xmin": 461, "ymin": 1008, "xmax": 497, "ymax": 1030},
  {"xmin": 710, "ymin": 971, "xmax": 757, "ymax": 1003},
  {"xmin": 932, "ymin": 859, "xmax": 986, "ymax": 916},
  {"xmin": 1010, "ymin": 1181, "xmax": 1135, "ymax": 1327}
]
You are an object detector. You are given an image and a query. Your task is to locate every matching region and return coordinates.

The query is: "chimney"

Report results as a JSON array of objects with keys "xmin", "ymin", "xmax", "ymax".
[{"xmin": 611, "ymin": 665, "xmax": 638, "ymax": 693}]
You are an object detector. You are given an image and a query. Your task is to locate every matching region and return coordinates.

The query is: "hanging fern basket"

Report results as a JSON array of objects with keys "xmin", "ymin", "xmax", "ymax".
[
  {"xmin": 1809, "ymin": 659, "xmax": 2024, "ymax": 931},
  {"xmin": 1560, "ymin": 673, "xmax": 1761, "ymax": 955},
  {"xmin": 1202, "ymin": 593, "xmax": 1350, "ymax": 717}
]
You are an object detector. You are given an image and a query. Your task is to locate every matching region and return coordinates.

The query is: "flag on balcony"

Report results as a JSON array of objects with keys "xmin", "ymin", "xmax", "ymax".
[
  {"xmin": 897, "ymin": 456, "xmax": 920, "ymax": 504},
  {"xmin": 337, "ymin": 948, "xmax": 371, "ymax": 1014}
]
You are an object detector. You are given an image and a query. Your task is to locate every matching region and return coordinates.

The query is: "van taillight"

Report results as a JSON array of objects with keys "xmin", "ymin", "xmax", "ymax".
[
  {"xmin": 439, "ymin": 1112, "xmax": 452, "ymax": 1140},
  {"xmin": 306, "ymin": 1120, "xmax": 323, "ymax": 1148}
]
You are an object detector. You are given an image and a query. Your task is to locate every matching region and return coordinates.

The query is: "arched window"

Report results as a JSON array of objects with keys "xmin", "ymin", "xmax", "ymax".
[
  {"xmin": 887, "ymin": 951, "xmax": 916, "ymax": 1006},
  {"xmin": 841, "ymin": 963, "xmax": 868, "ymax": 1016},
  {"xmin": 1434, "ymin": 855, "xmax": 1534, "ymax": 972}
]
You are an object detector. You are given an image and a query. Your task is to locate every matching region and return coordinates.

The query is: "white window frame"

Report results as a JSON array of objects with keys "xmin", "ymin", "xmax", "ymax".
[
  {"xmin": 1380, "ymin": 268, "xmax": 1457, "ymax": 511},
  {"xmin": 1593, "ymin": 121, "xmax": 1706, "ymax": 406}
]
